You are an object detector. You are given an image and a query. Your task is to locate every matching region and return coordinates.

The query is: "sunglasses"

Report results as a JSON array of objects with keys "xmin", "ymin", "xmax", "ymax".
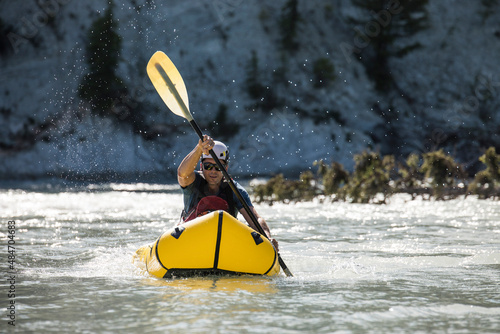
[{"xmin": 203, "ymin": 162, "xmax": 226, "ymax": 171}]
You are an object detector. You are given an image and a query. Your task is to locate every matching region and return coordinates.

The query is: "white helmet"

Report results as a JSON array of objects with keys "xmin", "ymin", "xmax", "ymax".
[{"xmin": 202, "ymin": 141, "xmax": 229, "ymax": 162}]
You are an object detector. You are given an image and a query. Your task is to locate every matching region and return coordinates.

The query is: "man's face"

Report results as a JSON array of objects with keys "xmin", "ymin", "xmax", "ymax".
[{"xmin": 201, "ymin": 158, "xmax": 227, "ymax": 186}]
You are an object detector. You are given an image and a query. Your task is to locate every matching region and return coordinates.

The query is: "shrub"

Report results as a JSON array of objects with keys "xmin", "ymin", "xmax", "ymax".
[
  {"xmin": 251, "ymin": 149, "xmax": 499, "ymax": 204},
  {"xmin": 345, "ymin": 151, "xmax": 393, "ymax": 203},
  {"xmin": 298, "ymin": 170, "xmax": 318, "ymax": 201},
  {"xmin": 420, "ymin": 149, "xmax": 464, "ymax": 199},
  {"xmin": 396, "ymin": 153, "xmax": 424, "ymax": 198},
  {"xmin": 468, "ymin": 147, "xmax": 500, "ymax": 198},
  {"xmin": 314, "ymin": 160, "xmax": 349, "ymax": 198},
  {"xmin": 480, "ymin": 146, "xmax": 500, "ymax": 181},
  {"xmin": 253, "ymin": 172, "xmax": 318, "ymax": 203}
]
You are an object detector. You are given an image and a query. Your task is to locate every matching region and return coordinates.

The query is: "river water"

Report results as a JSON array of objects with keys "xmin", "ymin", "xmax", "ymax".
[{"xmin": 1, "ymin": 182, "xmax": 499, "ymax": 333}]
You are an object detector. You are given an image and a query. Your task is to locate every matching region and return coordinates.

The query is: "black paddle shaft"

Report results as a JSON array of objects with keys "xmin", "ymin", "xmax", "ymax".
[{"xmin": 188, "ymin": 119, "xmax": 293, "ymax": 277}]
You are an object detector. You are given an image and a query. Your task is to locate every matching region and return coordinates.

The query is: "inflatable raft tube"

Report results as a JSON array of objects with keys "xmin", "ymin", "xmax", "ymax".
[{"xmin": 135, "ymin": 210, "xmax": 280, "ymax": 278}]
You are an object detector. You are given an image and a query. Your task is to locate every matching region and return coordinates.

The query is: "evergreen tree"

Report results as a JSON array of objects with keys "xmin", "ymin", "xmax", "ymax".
[
  {"xmin": 244, "ymin": 50, "xmax": 280, "ymax": 112},
  {"xmin": 245, "ymin": 50, "xmax": 265, "ymax": 100},
  {"xmin": 0, "ymin": 18, "xmax": 13, "ymax": 56},
  {"xmin": 208, "ymin": 104, "xmax": 240, "ymax": 140},
  {"xmin": 279, "ymin": 0, "xmax": 300, "ymax": 52},
  {"xmin": 78, "ymin": 1, "xmax": 126, "ymax": 118},
  {"xmin": 350, "ymin": 0, "xmax": 429, "ymax": 91},
  {"xmin": 480, "ymin": 0, "xmax": 499, "ymax": 19},
  {"xmin": 312, "ymin": 58, "xmax": 336, "ymax": 88}
]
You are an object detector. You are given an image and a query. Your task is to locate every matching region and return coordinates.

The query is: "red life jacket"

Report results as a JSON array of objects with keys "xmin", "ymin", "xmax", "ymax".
[{"xmin": 183, "ymin": 196, "xmax": 230, "ymax": 222}]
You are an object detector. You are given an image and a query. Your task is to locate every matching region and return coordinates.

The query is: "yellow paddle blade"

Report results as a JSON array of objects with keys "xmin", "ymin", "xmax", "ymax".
[{"xmin": 147, "ymin": 51, "xmax": 192, "ymax": 121}]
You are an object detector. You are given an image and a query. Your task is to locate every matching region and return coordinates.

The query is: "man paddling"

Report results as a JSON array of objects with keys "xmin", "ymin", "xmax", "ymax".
[{"xmin": 178, "ymin": 135, "xmax": 279, "ymax": 250}]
